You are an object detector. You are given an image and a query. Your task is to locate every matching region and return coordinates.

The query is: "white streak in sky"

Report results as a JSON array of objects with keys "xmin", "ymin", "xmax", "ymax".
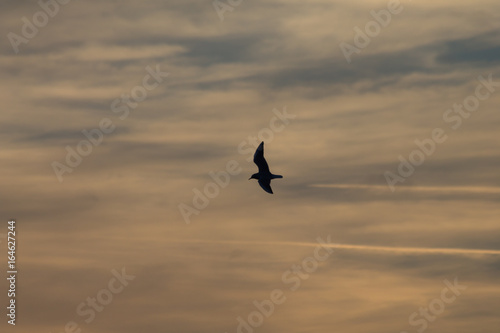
[
  {"xmin": 311, "ymin": 184, "xmax": 500, "ymax": 194},
  {"xmin": 168, "ymin": 239, "xmax": 500, "ymax": 256}
]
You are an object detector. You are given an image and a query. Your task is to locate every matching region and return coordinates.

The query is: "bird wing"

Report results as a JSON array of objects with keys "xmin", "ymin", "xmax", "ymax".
[
  {"xmin": 253, "ymin": 142, "xmax": 270, "ymax": 174},
  {"xmin": 258, "ymin": 179, "xmax": 273, "ymax": 194}
]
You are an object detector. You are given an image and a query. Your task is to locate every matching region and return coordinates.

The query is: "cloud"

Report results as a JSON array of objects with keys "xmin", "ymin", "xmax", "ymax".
[
  {"xmin": 164, "ymin": 238, "xmax": 500, "ymax": 256},
  {"xmin": 2, "ymin": 1, "xmax": 500, "ymax": 332},
  {"xmin": 436, "ymin": 30, "xmax": 500, "ymax": 65}
]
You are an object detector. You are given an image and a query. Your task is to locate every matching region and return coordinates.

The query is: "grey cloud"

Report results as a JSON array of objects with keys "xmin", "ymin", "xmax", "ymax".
[
  {"xmin": 110, "ymin": 141, "xmax": 232, "ymax": 162},
  {"xmin": 436, "ymin": 30, "xmax": 500, "ymax": 65}
]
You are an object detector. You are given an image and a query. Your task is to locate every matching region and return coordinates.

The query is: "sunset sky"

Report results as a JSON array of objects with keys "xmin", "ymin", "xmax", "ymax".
[{"xmin": 1, "ymin": 0, "xmax": 500, "ymax": 332}]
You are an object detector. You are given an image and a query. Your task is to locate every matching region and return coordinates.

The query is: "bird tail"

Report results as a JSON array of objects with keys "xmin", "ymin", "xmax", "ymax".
[{"xmin": 271, "ymin": 174, "xmax": 283, "ymax": 179}]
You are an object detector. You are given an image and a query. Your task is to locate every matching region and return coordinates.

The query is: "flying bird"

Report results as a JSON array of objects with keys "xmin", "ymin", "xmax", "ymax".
[{"xmin": 249, "ymin": 142, "xmax": 283, "ymax": 194}]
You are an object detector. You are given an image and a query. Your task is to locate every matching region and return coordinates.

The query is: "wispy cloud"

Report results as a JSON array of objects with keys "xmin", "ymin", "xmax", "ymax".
[
  {"xmin": 164, "ymin": 238, "xmax": 500, "ymax": 256},
  {"xmin": 2, "ymin": 1, "xmax": 500, "ymax": 332},
  {"xmin": 311, "ymin": 183, "xmax": 500, "ymax": 194}
]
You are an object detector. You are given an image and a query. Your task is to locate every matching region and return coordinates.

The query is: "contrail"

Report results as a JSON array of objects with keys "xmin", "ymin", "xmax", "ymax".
[
  {"xmin": 311, "ymin": 183, "xmax": 500, "ymax": 194},
  {"xmin": 320, "ymin": 243, "xmax": 500, "ymax": 255},
  {"xmin": 168, "ymin": 239, "xmax": 500, "ymax": 256}
]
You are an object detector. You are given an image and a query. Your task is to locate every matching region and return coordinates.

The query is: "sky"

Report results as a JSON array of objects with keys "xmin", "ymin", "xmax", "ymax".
[{"xmin": 1, "ymin": 0, "xmax": 500, "ymax": 332}]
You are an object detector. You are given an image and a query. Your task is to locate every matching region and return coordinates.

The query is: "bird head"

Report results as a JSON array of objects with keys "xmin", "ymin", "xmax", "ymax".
[{"xmin": 249, "ymin": 173, "xmax": 259, "ymax": 180}]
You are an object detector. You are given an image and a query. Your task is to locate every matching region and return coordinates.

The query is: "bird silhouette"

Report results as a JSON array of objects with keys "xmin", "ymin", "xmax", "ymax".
[{"xmin": 249, "ymin": 142, "xmax": 283, "ymax": 194}]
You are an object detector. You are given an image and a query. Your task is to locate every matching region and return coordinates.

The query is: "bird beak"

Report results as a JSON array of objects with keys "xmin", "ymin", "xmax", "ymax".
[{"xmin": 248, "ymin": 177, "xmax": 251, "ymax": 180}]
